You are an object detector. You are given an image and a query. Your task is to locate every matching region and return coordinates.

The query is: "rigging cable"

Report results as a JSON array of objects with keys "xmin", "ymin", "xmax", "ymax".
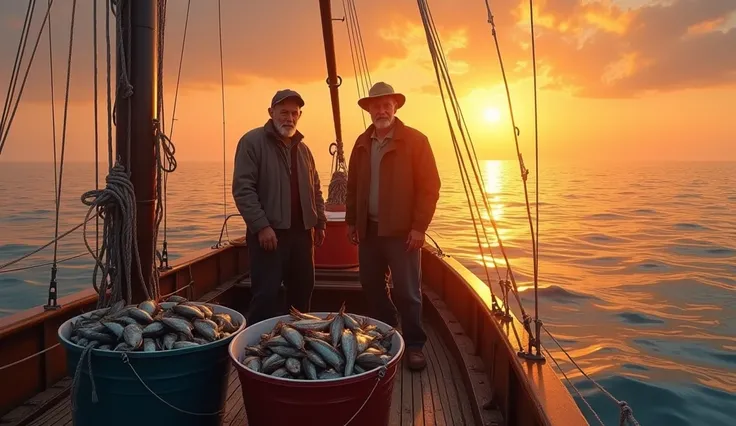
[
  {"xmin": 341, "ymin": 0, "xmax": 367, "ymax": 128},
  {"xmin": 46, "ymin": 0, "xmax": 78, "ymax": 311},
  {"xmin": 481, "ymin": 0, "xmax": 542, "ymax": 355},
  {"xmin": 216, "ymin": 0, "xmax": 231, "ymax": 246},
  {"xmin": 416, "ymin": 0, "xmax": 524, "ymax": 316},
  {"xmin": 93, "ymin": 0, "xmax": 100, "ymax": 261},
  {"xmin": 161, "ymin": 0, "xmax": 193, "ymax": 268},
  {"xmin": 0, "ymin": 0, "xmax": 55, "ymax": 157}
]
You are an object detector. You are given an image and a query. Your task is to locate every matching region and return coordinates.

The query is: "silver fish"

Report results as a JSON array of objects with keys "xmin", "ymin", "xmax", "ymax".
[
  {"xmin": 262, "ymin": 335, "xmax": 291, "ymax": 348},
  {"xmin": 77, "ymin": 328, "xmax": 116, "ymax": 344},
  {"xmin": 305, "ymin": 350, "xmax": 328, "ymax": 369},
  {"xmin": 270, "ymin": 346, "xmax": 305, "ymax": 358},
  {"xmin": 142, "ymin": 322, "xmax": 166, "ymax": 337},
  {"xmin": 162, "ymin": 317, "xmax": 194, "ymax": 339},
  {"xmin": 159, "ymin": 301, "xmax": 177, "ymax": 310},
  {"xmin": 173, "ymin": 304, "xmax": 205, "ymax": 320},
  {"xmin": 318, "ymin": 369, "xmax": 341, "ymax": 380},
  {"xmin": 143, "ymin": 338, "xmax": 157, "ymax": 352},
  {"xmin": 193, "ymin": 319, "xmax": 218, "ymax": 341},
  {"xmin": 341, "ymin": 328, "xmax": 357, "ymax": 376},
  {"xmin": 356, "ymin": 352, "xmax": 388, "ymax": 369},
  {"xmin": 353, "ymin": 364, "xmax": 366, "ymax": 374},
  {"xmin": 138, "ymin": 299, "xmax": 158, "ymax": 316},
  {"xmin": 290, "ymin": 319, "xmax": 332, "ymax": 332},
  {"xmin": 341, "ymin": 313, "xmax": 362, "ymax": 331},
  {"xmin": 193, "ymin": 337, "xmax": 209, "ymax": 345},
  {"xmin": 114, "ymin": 342, "xmax": 132, "ymax": 351},
  {"xmin": 304, "ymin": 330, "xmax": 331, "ymax": 343},
  {"xmin": 162, "ymin": 333, "xmax": 178, "ymax": 350},
  {"xmin": 173, "ymin": 341, "xmax": 199, "ymax": 349},
  {"xmin": 285, "ymin": 358, "xmax": 302, "ymax": 376},
  {"xmin": 302, "ymin": 358, "xmax": 318, "ymax": 380},
  {"xmin": 330, "ymin": 313, "xmax": 344, "ymax": 347},
  {"xmin": 245, "ymin": 357, "xmax": 262, "ymax": 373},
  {"xmin": 114, "ymin": 316, "xmax": 139, "ymax": 327},
  {"xmin": 244, "ymin": 345, "xmax": 268, "ymax": 357},
  {"xmin": 102, "ymin": 321, "xmax": 125, "ymax": 339},
  {"xmin": 166, "ymin": 295, "xmax": 187, "ymax": 303},
  {"xmin": 355, "ymin": 331, "xmax": 376, "ymax": 353},
  {"xmin": 198, "ymin": 304, "xmax": 214, "ymax": 319},
  {"xmin": 280, "ymin": 324, "xmax": 305, "ymax": 350},
  {"xmin": 261, "ymin": 353, "xmax": 286, "ymax": 374},
  {"xmin": 128, "ymin": 307, "xmax": 154, "ymax": 324},
  {"xmin": 123, "ymin": 324, "xmax": 143, "ymax": 349},
  {"xmin": 306, "ymin": 337, "xmax": 344, "ymax": 371},
  {"xmin": 271, "ymin": 368, "xmax": 290, "ymax": 378}
]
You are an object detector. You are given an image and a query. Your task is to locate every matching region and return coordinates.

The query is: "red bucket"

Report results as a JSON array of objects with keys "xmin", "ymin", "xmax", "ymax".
[
  {"xmin": 228, "ymin": 313, "xmax": 404, "ymax": 426},
  {"xmin": 314, "ymin": 208, "xmax": 359, "ymax": 269}
]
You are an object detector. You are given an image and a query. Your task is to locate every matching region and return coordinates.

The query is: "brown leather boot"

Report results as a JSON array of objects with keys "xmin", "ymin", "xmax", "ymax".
[{"xmin": 407, "ymin": 348, "xmax": 427, "ymax": 371}]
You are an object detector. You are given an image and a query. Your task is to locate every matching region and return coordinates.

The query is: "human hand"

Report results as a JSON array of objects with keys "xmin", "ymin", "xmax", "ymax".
[
  {"xmin": 315, "ymin": 229, "xmax": 326, "ymax": 247},
  {"xmin": 406, "ymin": 230, "xmax": 425, "ymax": 251},
  {"xmin": 258, "ymin": 226, "xmax": 278, "ymax": 251},
  {"xmin": 347, "ymin": 225, "xmax": 359, "ymax": 245}
]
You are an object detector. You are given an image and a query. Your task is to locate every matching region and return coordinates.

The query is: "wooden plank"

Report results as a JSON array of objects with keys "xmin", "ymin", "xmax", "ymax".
[
  {"xmin": 412, "ymin": 365, "xmax": 423, "ymax": 425},
  {"xmin": 389, "ymin": 358, "xmax": 402, "ymax": 425},
  {"xmin": 419, "ymin": 362, "xmax": 435, "ymax": 426},
  {"xmin": 401, "ymin": 360, "xmax": 413, "ymax": 425}
]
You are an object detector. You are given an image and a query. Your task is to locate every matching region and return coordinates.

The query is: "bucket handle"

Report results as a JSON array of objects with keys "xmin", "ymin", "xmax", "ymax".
[
  {"xmin": 342, "ymin": 365, "xmax": 387, "ymax": 426},
  {"xmin": 121, "ymin": 353, "xmax": 225, "ymax": 417}
]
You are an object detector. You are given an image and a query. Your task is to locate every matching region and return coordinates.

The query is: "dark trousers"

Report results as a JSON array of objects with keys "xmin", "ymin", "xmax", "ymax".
[
  {"xmin": 246, "ymin": 228, "xmax": 315, "ymax": 326},
  {"xmin": 359, "ymin": 221, "xmax": 426, "ymax": 349}
]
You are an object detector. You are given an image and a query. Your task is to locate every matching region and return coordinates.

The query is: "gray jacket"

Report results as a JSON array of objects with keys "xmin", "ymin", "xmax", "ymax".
[{"xmin": 232, "ymin": 120, "xmax": 326, "ymax": 233}]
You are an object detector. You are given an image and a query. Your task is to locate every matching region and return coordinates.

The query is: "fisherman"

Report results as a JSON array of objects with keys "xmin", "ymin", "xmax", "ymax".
[
  {"xmin": 232, "ymin": 89, "xmax": 327, "ymax": 326},
  {"xmin": 345, "ymin": 82, "xmax": 441, "ymax": 371}
]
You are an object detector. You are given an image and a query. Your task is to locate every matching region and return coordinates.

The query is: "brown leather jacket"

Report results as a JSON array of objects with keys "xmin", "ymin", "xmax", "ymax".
[{"xmin": 345, "ymin": 118, "xmax": 441, "ymax": 240}]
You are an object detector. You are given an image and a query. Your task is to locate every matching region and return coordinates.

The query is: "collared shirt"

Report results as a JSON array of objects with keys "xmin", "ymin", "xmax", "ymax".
[{"xmin": 368, "ymin": 126, "xmax": 395, "ymax": 221}]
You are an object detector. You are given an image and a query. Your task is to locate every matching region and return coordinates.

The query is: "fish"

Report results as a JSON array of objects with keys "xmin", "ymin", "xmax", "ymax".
[
  {"xmin": 173, "ymin": 304, "xmax": 205, "ymax": 320},
  {"xmin": 290, "ymin": 319, "xmax": 333, "ymax": 332},
  {"xmin": 142, "ymin": 322, "xmax": 166, "ymax": 337},
  {"xmin": 271, "ymin": 368, "xmax": 290, "ymax": 378},
  {"xmin": 330, "ymin": 311, "xmax": 345, "ymax": 347},
  {"xmin": 166, "ymin": 295, "xmax": 187, "ymax": 303},
  {"xmin": 143, "ymin": 338, "xmax": 157, "ymax": 352},
  {"xmin": 123, "ymin": 324, "xmax": 143, "ymax": 349},
  {"xmin": 138, "ymin": 299, "xmax": 158, "ymax": 316},
  {"xmin": 67, "ymin": 296, "xmax": 238, "ymax": 352},
  {"xmin": 237, "ymin": 303, "xmax": 396, "ymax": 381},
  {"xmin": 128, "ymin": 307, "xmax": 154, "ymax": 324},
  {"xmin": 306, "ymin": 337, "xmax": 345, "ymax": 371},
  {"xmin": 280, "ymin": 324, "xmax": 305, "ymax": 350},
  {"xmin": 270, "ymin": 346, "xmax": 306, "ymax": 358},
  {"xmin": 173, "ymin": 341, "xmax": 199, "ymax": 349},
  {"xmin": 285, "ymin": 358, "xmax": 302, "ymax": 376},
  {"xmin": 341, "ymin": 328, "xmax": 357, "ymax": 376},
  {"xmin": 261, "ymin": 353, "xmax": 286, "ymax": 374},
  {"xmin": 193, "ymin": 319, "xmax": 219, "ymax": 341},
  {"xmin": 302, "ymin": 358, "xmax": 318, "ymax": 380},
  {"xmin": 162, "ymin": 317, "xmax": 194, "ymax": 340}
]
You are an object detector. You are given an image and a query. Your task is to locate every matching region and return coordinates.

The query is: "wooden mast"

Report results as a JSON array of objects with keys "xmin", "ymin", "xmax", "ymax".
[
  {"xmin": 318, "ymin": 0, "xmax": 343, "ymax": 155},
  {"xmin": 115, "ymin": 0, "xmax": 158, "ymax": 304}
]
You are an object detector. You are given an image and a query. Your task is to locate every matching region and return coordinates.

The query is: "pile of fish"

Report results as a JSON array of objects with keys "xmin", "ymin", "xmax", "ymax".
[
  {"xmin": 67, "ymin": 295, "xmax": 241, "ymax": 352},
  {"xmin": 241, "ymin": 304, "xmax": 396, "ymax": 380}
]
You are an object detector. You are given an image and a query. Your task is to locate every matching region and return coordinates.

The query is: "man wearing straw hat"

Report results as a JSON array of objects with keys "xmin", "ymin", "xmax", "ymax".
[{"xmin": 345, "ymin": 82, "xmax": 441, "ymax": 371}]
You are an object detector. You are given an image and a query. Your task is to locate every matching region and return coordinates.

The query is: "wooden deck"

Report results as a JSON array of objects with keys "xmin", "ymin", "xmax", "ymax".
[{"xmin": 6, "ymin": 320, "xmax": 489, "ymax": 426}]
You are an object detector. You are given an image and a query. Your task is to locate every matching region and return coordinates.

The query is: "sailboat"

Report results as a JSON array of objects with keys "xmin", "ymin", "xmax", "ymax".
[{"xmin": 0, "ymin": 1, "xmax": 640, "ymax": 425}]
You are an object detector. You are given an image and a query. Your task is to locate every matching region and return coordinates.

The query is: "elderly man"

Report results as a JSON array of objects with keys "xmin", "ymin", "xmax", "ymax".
[
  {"xmin": 232, "ymin": 89, "xmax": 327, "ymax": 326},
  {"xmin": 345, "ymin": 82, "xmax": 441, "ymax": 370}
]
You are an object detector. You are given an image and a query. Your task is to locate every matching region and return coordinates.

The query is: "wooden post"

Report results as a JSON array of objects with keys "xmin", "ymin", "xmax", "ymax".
[
  {"xmin": 318, "ymin": 0, "xmax": 343, "ymax": 148},
  {"xmin": 115, "ymin": 0, "xmax": 157, "ymax": 304}
]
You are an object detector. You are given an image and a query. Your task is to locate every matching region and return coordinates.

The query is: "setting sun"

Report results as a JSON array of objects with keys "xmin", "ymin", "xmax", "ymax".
[{"xmin": 483, "ymin": 107, "xmax": 501, "ymax": 124}]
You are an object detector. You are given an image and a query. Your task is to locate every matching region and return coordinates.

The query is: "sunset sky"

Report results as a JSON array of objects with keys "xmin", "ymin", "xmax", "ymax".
[{"xmin": 0, "ymin": 0, "xmax": 733, "ymax": 172}]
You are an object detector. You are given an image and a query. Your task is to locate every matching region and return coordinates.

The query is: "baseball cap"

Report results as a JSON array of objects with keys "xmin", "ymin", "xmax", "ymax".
[{"xmin": 271, "ymin": 89, "xmax": 305, "ymax": 108}]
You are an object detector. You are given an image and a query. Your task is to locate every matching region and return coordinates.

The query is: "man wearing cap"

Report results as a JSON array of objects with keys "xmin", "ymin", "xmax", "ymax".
[
  {"xmin": 232, "ymin": 89, "xmax": 327, "ymax": 326},
  {"xmin": 345, "ymin": 82, "xmax": 441, "ymax": 370}
]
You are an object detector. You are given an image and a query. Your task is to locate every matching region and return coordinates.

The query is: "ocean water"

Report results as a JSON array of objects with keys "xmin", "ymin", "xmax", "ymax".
[{"xmin": 0, "ymin": 159, "xmax": 734, "ymax": 425}]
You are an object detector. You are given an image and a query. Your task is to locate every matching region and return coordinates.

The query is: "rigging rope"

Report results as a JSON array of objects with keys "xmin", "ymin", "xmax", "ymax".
[
  {"xmin": 416, "ymin": 0, "xmax": 533, "ymax": 319},
  {"xmin": 216, "ymin": 0, "xmax": 231, "ymax": 245},
  {"xmin": 0, "ymin": 0, "xmax": 54, "ymax": 157}
]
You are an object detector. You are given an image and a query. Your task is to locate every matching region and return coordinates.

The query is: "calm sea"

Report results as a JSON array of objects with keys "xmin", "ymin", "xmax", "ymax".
[{"xmin": 1, "ymin": 159, "xmax": 734, "ymax": 425}]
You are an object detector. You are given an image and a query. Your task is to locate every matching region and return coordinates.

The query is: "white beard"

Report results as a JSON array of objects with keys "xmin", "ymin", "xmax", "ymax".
[
  {"xmin": 276, "ymin": 123, "xmax": 297, "ymax": 138},
  {"xmin": 374, "ymin": 116, "xmax": 393, "ymax": 129}
]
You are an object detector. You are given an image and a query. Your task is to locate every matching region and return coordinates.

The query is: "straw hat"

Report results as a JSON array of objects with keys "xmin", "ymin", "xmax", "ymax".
[{"xmin": 358, "ymin": 82, "xmax": 406, "ymax": 111}]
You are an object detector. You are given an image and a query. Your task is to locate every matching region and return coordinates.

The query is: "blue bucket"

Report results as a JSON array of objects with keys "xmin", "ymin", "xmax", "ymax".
[{"xmin": 57, "ymin": 303, "xmax": 245, "ymax": 426}]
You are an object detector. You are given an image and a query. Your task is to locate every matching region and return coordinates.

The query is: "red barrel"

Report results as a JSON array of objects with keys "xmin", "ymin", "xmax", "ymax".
[
  {"xmin": 315, "ymin": 204, "xmax": 359, "ymax": 269},
  {"xmin": 228, "ymin": 313, "xmax": 404, "ymax": 426}
]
